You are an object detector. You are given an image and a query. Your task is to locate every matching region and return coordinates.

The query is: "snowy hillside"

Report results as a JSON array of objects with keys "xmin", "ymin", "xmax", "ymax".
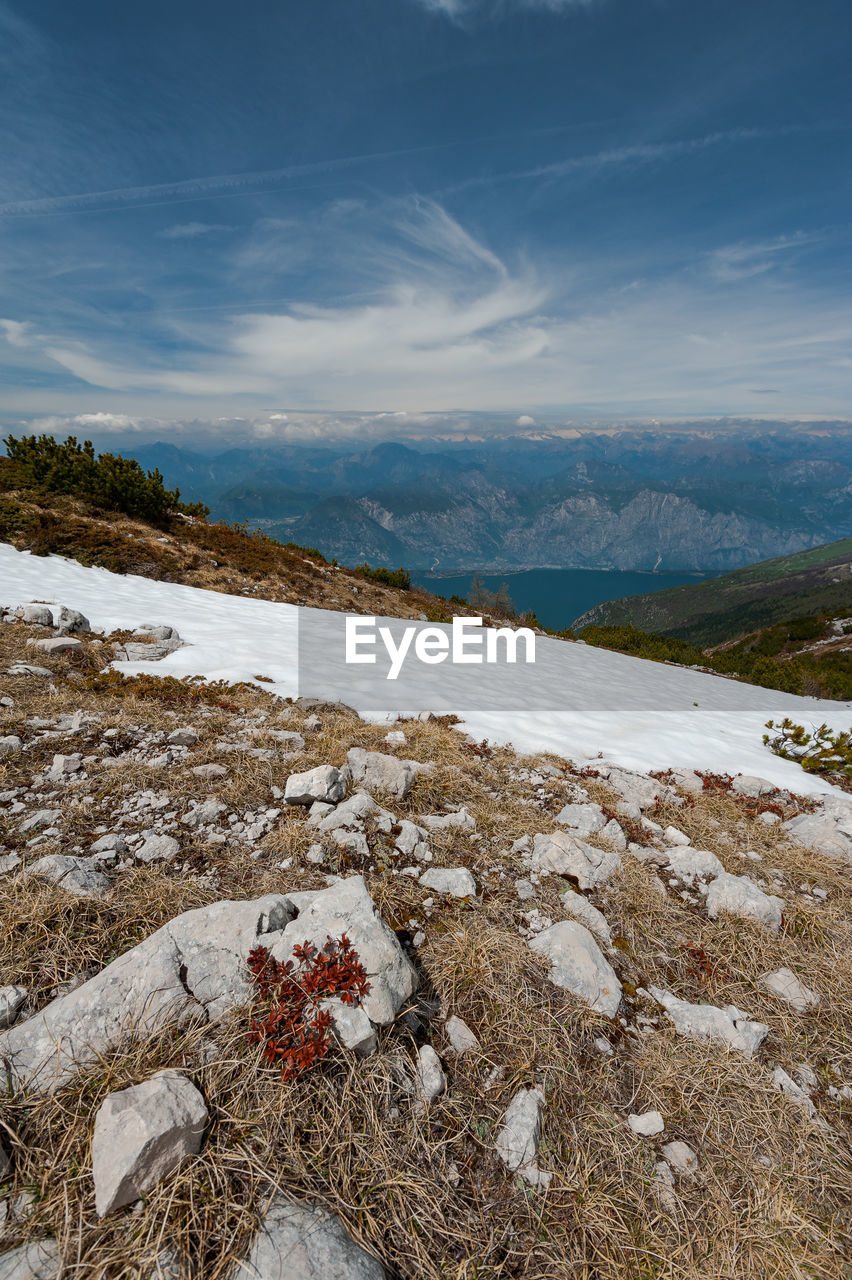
[{"xmin": 2, "ymin": 543, "xmax": 848, "ymax": 794}]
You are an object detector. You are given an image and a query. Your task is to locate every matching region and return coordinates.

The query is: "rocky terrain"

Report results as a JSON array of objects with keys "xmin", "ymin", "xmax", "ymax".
[{"xmin": 0, "ymin": 604, "xmax": 850, "ymax": 1278}]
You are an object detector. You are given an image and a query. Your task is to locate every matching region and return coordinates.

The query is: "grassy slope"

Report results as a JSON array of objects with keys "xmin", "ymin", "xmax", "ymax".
[{"xmin": 572, "ymin": 538, "xmax": 852, "ymax": 646}]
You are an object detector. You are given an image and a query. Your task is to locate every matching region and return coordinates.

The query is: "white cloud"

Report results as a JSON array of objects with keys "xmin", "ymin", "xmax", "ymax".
[
  {"xmin": 516, "ymin": 414, "xmax": 535, "ymax": 426},
  {"xmin": 0, "ymin": 318, "xmax": 32, "ymax": 347},
  {"xmin": 158, "ymin": 222, "xmax": 232, "ymax": 240},
  {"xmin": 707, "ymin": 233, "xmax": 820, "ymax": 283}
]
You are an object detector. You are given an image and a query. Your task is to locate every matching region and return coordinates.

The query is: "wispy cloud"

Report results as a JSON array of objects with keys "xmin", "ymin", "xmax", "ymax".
[
  {"xmin": 157, "ymin": 222, "xmax": 232, "ymax": 240},
  {"xmin": 706, "ymin": 233, "xmax": 822, "ymax": 283},
  {"xmin": 413, "ymin": 0, "xmax": 602, "ymax": 18}
]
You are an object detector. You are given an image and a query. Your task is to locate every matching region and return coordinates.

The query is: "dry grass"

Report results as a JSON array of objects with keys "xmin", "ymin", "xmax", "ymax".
[{"xmin": 1, "ymin": 618, "xmax": 850, "ymax": 1278}]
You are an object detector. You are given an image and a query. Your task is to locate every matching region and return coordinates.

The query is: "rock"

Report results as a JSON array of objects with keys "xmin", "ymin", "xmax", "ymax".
[
  {"xmin": 559, "ymin": 889, "xmax": 612, "ymax": 946},
  {"xmin": 315, "ymin": 791, "xmax": 394, "ymax": 835},
  {"xmin": 285, "ymin": 764, "xmax": 347, "ymax": 806},
  {"xmin": 422, "ymin": 807, "xmax": 476, "ymax": 831},
  {"xmin": 758, "ymin": 811, "xmax": 781, "ymax": 826},
  {"xmin": 601, "ymin": 818, "xmax": 627, "ymax": 850},
  {"xmin": 0, "ymin": 854, "xmax": 21, "ymax": 875},
  {"xmin": 90, "ymin": 833, "xmax": 128, "ymax": 857},
  {"xmin": 494, "ymin": 1088, "xmax": 551, "ymax": 1188},
  {"xmin": 192, "ymin": 763, "xmax": 228, "ymax": 780},
  {"xmin": 55, "ymin": 605, "xmax": 90, "ymax": 635},
  {"xmin": 418, "ymin": 867, "xmax": 477, "ymax": 898},
  {"xmin": 137, "ymin": 833, "xmax": 181, "ymax": 864},
  {"xmin": 0, "ymin": 1240, "xmax": 59, "ymax": 1280},
  {"xmin": 670, "ymin": 768, "xmax": 704, "ymax": 793},
  {"xmin": 515, "ymin": 878, "xmax": 536, "ymax": 900},
  {"xmin": 772, "ymin": 1067, "xmax": 826, "ymax": 1127},
  {"xmin": 445, "ymin": 1014, "xmax": 480, "ymax": 1054},
  {"xmin": 227, "ymin": 1195, "xmax": 385, "ymax": 1280},
  {"xmin": 661, "ymin": 1140, "xmax": 699, "ymax": 1176},
  {"xmin": 529, "ymin": 831, "xmax": 620, "ymax": 889},
  {"xmin": 731, "ymin": 775, "xmax": 775, "ymax": 798},
  {"xmin": 0, "ymin": 985, "xmax": 27, "ymax": 1030},
  {"xmin": 394, "ymin": 819, "xmax": 431, "ymax": 861},
  {"xmin": 415, "ymin": 1044, "xmax": 447, "ymax": 1102},
  {"xmin": 384, "ymin": 730, "xmax": 406, "ymax": 745},
  {"xmin": 653, "ymin": 1160, "xmax": 678, "ymax": 1213},
  {"xmin": 27, "ymin": 853, "xmax": 110, "ymax": 899},
  {"xmin": 628, "ymin": 1110, "xmax": 664, "ymax": 1136},
  {"xmin": 555, "ymin": 803, "xmax": 607, "ymax": 836},
  {"xmin": 269, "ymin": 876, "xmax": 418, "ymax": 1026},
  {"xmin": 663, "ymin": 825, "xmax": 690, "ymax": 846},
  {"xmin": 145, "ymin": 1247, "xmax": 187, "ymax": 1280},
  {"xmin": 0, "ymin": 736, "xmax": 22, "ymax": 757},
  {"xmin": 34, "ymin": 636, "xmax": 82, "ymax": 655},
  {"xmin": 48, "ymin": 751, "xmax": 83, "ymax": 778},
  {"xmin": 168, "ymin": 728, "xmax": 198, "ymax": 747},
  {"xmin": 663, "ymin": 847, "xmax": 724, "ymax": 882},
  {"xmin": 321, "ymin": 998, "xmax": 377, "ymax": 1058},
  {"xmin": 0, "ymin": 893, "xmax": 295, "ymax": 1093},
  {"xmin": 18, "ymin": 808, "xmax": 62, "ymax": 834},
  {"xmin": 14, "ymin": 604, "xmax": 54, "ymax": 626},
  {"xmin": 346, "ymin": 747, "xmax": 414, "ymax": 800},
  {"xmin": 529, "ymin": 921, "xmax": 621, "ymax": 1017},
  {"xmin": 649, "ymin": 987, "xmax": 768, "ymax": 1057},
  {"xmin": 183, "ymin": 799, "xmax": 227, "ymax": 829},
  {"xmin": 92, "ymin": 1070, "xmax": 208, "ymax": 1216},
  {"xmin": 783, "ymin": 812, "xmax": 852, "ymax": 861},
  {"xmin": 759, "ymin": 968, "xmax": 820, "ymax": 1012},
  {"xmin": 706, "ymin": 872, "xmax": 783, "ymax": 931}
]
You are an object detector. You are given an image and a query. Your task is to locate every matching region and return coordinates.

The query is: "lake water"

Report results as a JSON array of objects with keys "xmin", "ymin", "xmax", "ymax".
[{"xmin": 412, "ymin": 568, "xmax": 714, "ymax": 631}]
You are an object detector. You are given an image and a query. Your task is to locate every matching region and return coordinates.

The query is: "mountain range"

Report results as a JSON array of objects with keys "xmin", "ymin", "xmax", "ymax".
[{"xmin": 123, "ymin": 424, "xmax": 852, "ymax": 573}]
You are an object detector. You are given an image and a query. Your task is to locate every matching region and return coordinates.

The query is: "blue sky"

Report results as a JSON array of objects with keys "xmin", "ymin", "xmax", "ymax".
[{"xmin": 0, "ymin": 0, "xmax": 850, "ymax": 439}]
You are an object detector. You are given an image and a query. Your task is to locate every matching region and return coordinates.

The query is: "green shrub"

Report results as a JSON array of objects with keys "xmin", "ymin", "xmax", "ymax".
[
  {"xmin": 763, "ymin": 718, "xmax": 852, "ymax": 781},
  {"xmin": 3, "ymin": 433, "xmax": 209, "ymax": 525},
  {"xmin": 354, "ymin": 562, "xmax": 411, "ymax": 590}
]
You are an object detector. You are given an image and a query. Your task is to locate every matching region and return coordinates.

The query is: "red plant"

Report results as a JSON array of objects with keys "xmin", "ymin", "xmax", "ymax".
[{"xmin": 246, "ymin": 933, "xmax": 371, "ymax": 1080}]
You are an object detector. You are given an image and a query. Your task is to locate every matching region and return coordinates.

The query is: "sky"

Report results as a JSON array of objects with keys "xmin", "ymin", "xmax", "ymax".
[{"xmin": 0, "ymin": 0, "xmax": 850, "ymax": 441}]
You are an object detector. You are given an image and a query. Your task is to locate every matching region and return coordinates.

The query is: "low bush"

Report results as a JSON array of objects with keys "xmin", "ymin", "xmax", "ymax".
[
  {"xmin": 354, "ymin": 562, "xmax": 412, "ymax": 590},
  {"xmin": 764, "ymin": 717, "xmax": 852, "ymax": 782}
]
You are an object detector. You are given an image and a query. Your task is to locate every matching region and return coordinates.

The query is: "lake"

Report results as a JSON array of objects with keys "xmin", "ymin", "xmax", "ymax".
[{"xmin": 412, "ymin": 568, "xmax": 714, "ymax": 631}]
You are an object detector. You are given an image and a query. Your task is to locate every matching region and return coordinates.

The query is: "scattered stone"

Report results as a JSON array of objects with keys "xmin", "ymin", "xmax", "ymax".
[
  {"xmin": 529, "ymin": 921, "xmax": 621, "ymax": 1017},
  {"xmin": 494, "ymin": 1088, "xmax": 551, "ymax": 1189},
  {"xmin": 0, "ymin": 736, "xmax": 22, "ymax": 758},
  {"xmin": 284, "ymin": 764, "xmax": 347, "ymax": 806},
  {"xmin": 346, "ymin": 747, "xmax": 414, "ymax": 800},
  {"xmin": 445, "ymin": 1014, "xmax": 480, "ymax": 1054},
  {"xmin": 321, "ymin": 998, "xmax": 377, "ymax": 1057},
  {"xmin": 0, "ymin": 1240, "xmax": 59, "ymax": 1280},
  {"xmin": 772, "ymin": 1067, "xmax": 826, "ymax": 1127},
  {"xmin": 90, "ymin": 833, "xmax": 128, "ymax": 857},
  {"xmin": 92, "ymin": 1070, "xmax": 208, "ymax": 1216},
  {"xmin": 48, "ymin": 751, "xmax": 83, "ymax": 779},
  {"xmin": 731, "ymin": 775, "xmax": 775, "ymax": 798},
  {"xmin": 227, "ymin": 1195, "xmax": 385, "ymax": 1280},
  {"xmin": 529, "ymin": 831, "xmax": 620, "ymax": 888},
  {"xmin": 394, "ymin": 819, "xmax": 431, "ymax": 861},
  {"xmin": 759, "ymin": 968, "xmax": 821, "ymax": 1012},
  {"xmin": 0, "ymin": 854, "xmax": 21, "ymax": 875},
  {"xmin": 168, "ymin": 728, "xmax": 198, "ymax": 747},
  {"xmin": 661, "ymin": 1140, "xmax": 699, "ymax": 1177},
  {"xmin": 55, "ymin": 605, "xmax": 90, "ymax": 635},
  {"xmin": 27, "ymin": 853, "xmax": 110, "ymax": 899},
  {"xmin": 0, "ymin": 986, "xmax": 27, "ymax": 1030},
  {"xmin": 653, "ymin": 1160, "xmax": 678, "ymax": 1213},
  {"xmin": 422, "ymin": 806, "xmax": 476, "ymax": 831},
  {"xmin": 515, "ymin": 878, "xmax": 535, "ymax": 900},
  {"xmin": 35, "ymin": 636, "xmax": 82, "ymax": 655},
  {"xmin": 559, "ymin": 889, "xmax": 612, "ymax": 947},
  {"xmin": 783, "ymin": 811, "xmax": 852, "ymax": 862},
  {"xmin": 593, "ymin": 1035, "xmax": 614, "ymax": 1057},
  {"xmin": 192, "ymin": 763, "xmax": 228, "ymax": 780},
  {"xmin": 555, "ymin": 802, "xmax": 607, "ymax": 836},
  {"xmin": 663, "ymin": 847, "xmax": 724, "ymax": 882},
  {"xmin": 649, "ymin": 987, "xmax": 768, "ymax": 1057},
  {"xmin": 14, "ymin": 604, "xmax": 54, "ymax": 626},
  {"xmin": 136, "ymin": 833, "xmax": 180, "ymax": 864},
  {"xmin": 663, "ymin": 825, "xmax": 690, "ymax": 846},
  {"xmin": 628, "ymin": 1110, "xmax": 665, "ymax": 1136},
  {"xmin": 415, "ymin": 1044, "xmax": 447, "ymax": 1103},
  {"xmin": 418, "ymin": 866, "xmax": 477, "ymax": 898},
  {"xmin": 706, "ymin": 872, "xmax": 783, "ymax": 931}
]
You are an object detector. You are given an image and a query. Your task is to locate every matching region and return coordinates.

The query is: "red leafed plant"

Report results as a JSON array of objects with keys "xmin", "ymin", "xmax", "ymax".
[{"xmin": 246, "ymin": 933, "xmax": 371, "ymax": 1080}]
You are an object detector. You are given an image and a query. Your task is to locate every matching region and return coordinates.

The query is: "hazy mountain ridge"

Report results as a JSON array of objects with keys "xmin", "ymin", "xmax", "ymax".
[{"xmin": 123, "ymin": 427, "xmax": 852, "ymax": 572}]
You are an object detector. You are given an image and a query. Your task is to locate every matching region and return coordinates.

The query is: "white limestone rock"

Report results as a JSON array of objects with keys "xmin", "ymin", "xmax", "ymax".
[
  {"xmin": 346, "ymin": 747, "xmax": 414, "ymax": 801},
  {"xmin": 773, "ymin": 1067, "xmax": 826, "ymax": 1128},
  {"xmin": 494, "ymin": 1088, "xmax": 551, "ymax": 1188},
  {"xmin": 706, "ymin": 872, "xmax": 783, "ymax": 931},
  {"xmin": 529, "ymin": 921, "xmax": 621, "ymax": 1017},
  {"xmin": 321, "ymin": 999, "xmax": 377, "ymax": 1058},
  {"xmin": 661, "ymin": 1140, "xmax": 699, "ymax": 1177},
  {"xmin": 92, "ymin": 1070, "xmax": 208, "ymax": 1216},
  {"xmin": 285, "ymin": 764, "xmax": 347, "ymax": 806},
  {"xmin": 555, "ymin": 803, "xmax": 607, "ymax": 837},
  {"xmin": 628, "ymin": 1110, "xmax": 664, "ymax": 1136},
  {"xmin": 783, "ymin": 811, "xmax": 852, "ymax": 862},
  {"xmin": 227, "ymin": 1195, "xmax": 385, "ymax": 1280},
  {"xmin": 445, "ymin": 1014, "xmax": 480, "ymax": 1054},
  {"xmin": 269, "ymin": 875, "xmax": 418, "ymax": 1026},
  {"xmin": 418, "ymin": 866, "xmax": 477, "ymax": 898},
  {"xmin": 136, "ymin": 833, "xmax": 180, "ymax": 864},
  {"xmin": 0, "ymin": 1240, "xmax": 59, "ymax": 1280},
  {"xmin": 759, "ymin": 968, "xmax": 821, "ymax": 1012},
  {"xmin": 0, "ymin": 736, "xmax": 22, "ymax": 758},
  {"xmin": 529, "ymin": 831, "xmax": 620, "ymax": 889},
  {"xmin": 731, "ymin": 775, "xmax": 776, "ymax": 798},
  {"xmin": 664, "ymin": 847, "xmax": 724, "ymax": 883},
  {"xmin": 559, "ymin": 889, "xmax": 612, "ymax": 947},
  {"xmin": 649, "ymin": 987, "xmax": 768, "ymax": 1057},
  {"xmin": 0, "ymin": 985, "xmax": 27, "ymax": 1030},
  {"xmin": 27, "ymin": 853, "xmax": 110, "ymax": 899},
  {"xmin": 422, "ymin": 807, "xmax": 476, "ymax": 831},
  {"xmin": 415, "ymin": 1044, "xmax": 447, "ymax": 1103},
  {"xmin": 35, "ymin": 636, "xmax": 82, "ymax": 655}
]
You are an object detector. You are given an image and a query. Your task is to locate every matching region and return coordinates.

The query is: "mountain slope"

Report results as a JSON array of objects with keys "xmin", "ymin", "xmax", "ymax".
[{"xmin": 573, "ymin": 538, "xmax": 852, "ymax": 645}]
